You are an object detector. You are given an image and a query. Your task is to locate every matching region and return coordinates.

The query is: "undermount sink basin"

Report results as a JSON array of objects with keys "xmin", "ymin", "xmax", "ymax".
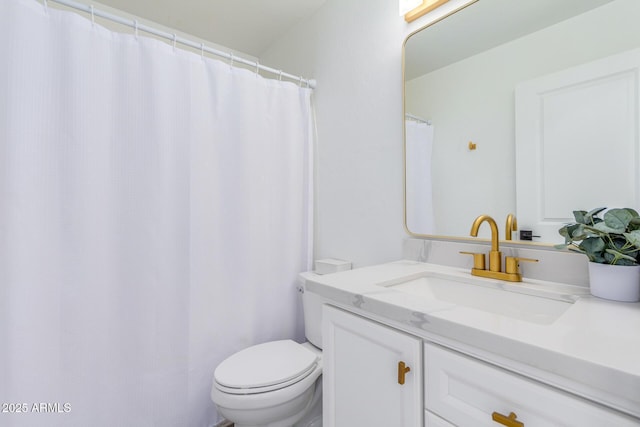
[{"xmin": 378, "ymin": 272, "xmax": 579, "ymax": 325}]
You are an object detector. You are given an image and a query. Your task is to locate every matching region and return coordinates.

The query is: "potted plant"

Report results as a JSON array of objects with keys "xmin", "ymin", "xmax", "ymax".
[{"xmin": 557, "ymin": 207, "xmax": 640, "ymax": 302}]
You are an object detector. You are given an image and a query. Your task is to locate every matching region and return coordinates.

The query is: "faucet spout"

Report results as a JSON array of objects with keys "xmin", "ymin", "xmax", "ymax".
[
  {"xmin": 470, "ymin": 215, "xmax": 501, "ymax": 272},
  {"xmin": 505, "ymin": 213, "xmax": 518, "ymax": 240},
  {"xmin": 470, "ymin": 214, "xmax": 499, "ymax": 252}
]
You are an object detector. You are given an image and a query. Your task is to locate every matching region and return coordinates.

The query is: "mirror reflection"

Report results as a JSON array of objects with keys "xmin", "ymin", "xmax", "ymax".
[{"xmin": 404, "ymin": 0, "xmax": 640, "ymax": 243}]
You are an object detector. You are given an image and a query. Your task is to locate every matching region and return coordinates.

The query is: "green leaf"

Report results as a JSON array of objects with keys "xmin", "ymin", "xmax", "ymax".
[
  {"xmin": 604, "ymin": 208, "xmax": 633, "ymax": 232},
  {"xmin": 558, "ymin": 225, "xmax": 568, "ymax": 238},
  {"xmin": 629, "ymin": 217, "xmax": 640, "ymax": 231},
  {"xmin": 567, "ymin": 223, "xmax": 588, "ymax": 239},
  {"xmin": 625, "ymin": 230, "xmax": 640, "ymax": 249},
  {"xmin": 605, "ymin": 249, "xmax": 638, "ymax": 265},
  {"xmin": 573, "ymin": 210, "xmax": 588, "ymax": 224},
  {"xmin": 585, "ymin": 207, "xmax": 606, "ymax": 224},
  {"xmin": 588, "ymin": 207, "xmax": 607, "ymax": 216},
  {"xmin": 579, "ymin": 237, "xmax": 605, "ymax": 260},
  {"xmin": 593, "ymin": 222, "xmax": 623, "ymax": 234}
]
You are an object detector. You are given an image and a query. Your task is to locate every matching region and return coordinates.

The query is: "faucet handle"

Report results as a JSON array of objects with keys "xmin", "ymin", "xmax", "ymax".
[
  {"xmin": 460, "ymin": 251, "xmax": 486, "ymax": 270},
  {"xmin": 505, "ymin": 256, "xmax": 538, "ymax": 274}
]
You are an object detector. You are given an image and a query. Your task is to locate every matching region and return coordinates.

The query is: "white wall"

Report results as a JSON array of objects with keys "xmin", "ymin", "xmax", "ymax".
[{"xmin": 260, "ymin": 0, "xmax": 473, "ymax": 268}]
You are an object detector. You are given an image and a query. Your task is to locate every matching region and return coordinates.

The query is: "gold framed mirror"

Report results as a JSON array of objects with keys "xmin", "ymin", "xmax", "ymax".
[{"xmin": 403, "ymin": 0, "xmax": 640, "ymax": 244}]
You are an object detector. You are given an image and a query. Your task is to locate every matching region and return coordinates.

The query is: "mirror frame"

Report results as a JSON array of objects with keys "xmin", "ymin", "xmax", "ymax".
[{"xmin": 401, "ymin": 0, "xmax": 554, "ymax": 248}]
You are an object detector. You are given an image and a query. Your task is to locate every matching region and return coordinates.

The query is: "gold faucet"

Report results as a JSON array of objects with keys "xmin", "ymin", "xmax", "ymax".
[
  {"xmin": 470, "ymin": 214, "xmax": 502, "ymax": 272},
  {"xmin": 505, "ymin": 213, "xmax": 517, "ymax": 240},
  {"xmin": 461, "ymin": 214, "xmax": 538, "ymax": 282}
]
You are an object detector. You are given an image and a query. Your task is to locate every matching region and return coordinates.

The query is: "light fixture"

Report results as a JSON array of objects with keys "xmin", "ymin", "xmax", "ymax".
[
  {"xmin": 403, "ymin": 0, "xmax": 451, "ymax": 22},
  {"xmin": 399, "ymin": 0, "xmax": 422, "ymax": 16}
]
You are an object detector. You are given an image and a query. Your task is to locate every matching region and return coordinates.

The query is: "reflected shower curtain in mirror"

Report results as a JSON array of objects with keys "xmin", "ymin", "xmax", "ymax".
[
  {"xmin": 0, "ymin": 1, "xmax": 313, "ymax": 426},
  {"xmin": 405, "ymin": 119, "xmax": 435, "ymax": 234}
]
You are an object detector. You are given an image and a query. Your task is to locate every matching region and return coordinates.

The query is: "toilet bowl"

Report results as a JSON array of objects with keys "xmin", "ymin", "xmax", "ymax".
[{"xmin": 211, "ymin": 273, "xmax": 326, "ymax": 427}]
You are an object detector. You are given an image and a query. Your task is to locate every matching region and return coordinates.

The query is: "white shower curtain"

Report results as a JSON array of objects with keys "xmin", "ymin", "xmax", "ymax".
[
  {"xmin": 405, "ymin": 119, "xmax": 435, "ymax": 234},
  {"xmin": 0, "ymin": 1, "xmax": 313, "ymax": 426}
]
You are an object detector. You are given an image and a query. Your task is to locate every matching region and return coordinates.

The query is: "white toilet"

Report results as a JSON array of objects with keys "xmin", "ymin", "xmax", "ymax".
[{"xmin": 211, "ymin": 273, "xmax": 325, "ymax": 427}]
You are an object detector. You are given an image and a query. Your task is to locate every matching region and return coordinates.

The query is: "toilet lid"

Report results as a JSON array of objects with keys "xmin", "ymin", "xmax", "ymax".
[{"xmin": 214, "ymin": 340, "xmax": 319, "ymax": 391}]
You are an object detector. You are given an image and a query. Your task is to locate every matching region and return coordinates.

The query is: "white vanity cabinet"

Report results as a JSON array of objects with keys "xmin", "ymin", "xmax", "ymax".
[
  {"xmin": 308, "ymin": 261, "xmax": 640, "ymax": 425},
  {"xmin": 322, "ymin": 305, "xmax": 423, "ymax": 427},
  {"xmin": 322, "ymin": 304, "xmax": 639, "ymax": 427},
  {"xmin": 424, "ymin": 343, "xmax": 639, "ymax": 427}
]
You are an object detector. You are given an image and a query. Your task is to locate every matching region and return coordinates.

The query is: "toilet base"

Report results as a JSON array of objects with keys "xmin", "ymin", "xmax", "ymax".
[
  {"xmin": 293, "ymin": 380, "xmax": 322, "ymax": 427},
  {"xmin": 228, "ymin": 379, "xmax": 322, "ymax": 427}
]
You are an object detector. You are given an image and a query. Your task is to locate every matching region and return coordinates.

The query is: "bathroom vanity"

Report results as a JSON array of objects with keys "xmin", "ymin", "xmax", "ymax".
[{"xmin": 308, "ymin": 261, "xmax": 640, "ymax": 426}]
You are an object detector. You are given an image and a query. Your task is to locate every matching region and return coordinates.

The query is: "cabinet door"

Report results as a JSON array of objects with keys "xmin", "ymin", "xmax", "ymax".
[
  {"xmin": 425, "ymin": 343, "xmax": 640, "ymax": 426},
  {"xmin": 323, "ymin": 305, "xmax": 423, "ymax": 427}
]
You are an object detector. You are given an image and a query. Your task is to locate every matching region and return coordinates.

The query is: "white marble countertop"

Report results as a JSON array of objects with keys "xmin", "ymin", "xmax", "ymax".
[{"xmin": 305, "ymin": 260, "xmax": 640, "ymax": 418}]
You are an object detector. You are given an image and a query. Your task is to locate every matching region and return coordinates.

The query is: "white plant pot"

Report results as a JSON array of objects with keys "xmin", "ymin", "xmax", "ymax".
[{"xmin": 588, "ymin": 262, "xmax": 640, "ymax": 302}]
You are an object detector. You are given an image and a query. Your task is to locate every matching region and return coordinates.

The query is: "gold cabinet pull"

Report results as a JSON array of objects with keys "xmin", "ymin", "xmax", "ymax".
[
  {"xmin": 397, "ymin": 361, "xmax": 411, "ymax": 385},
  {"xmin": 492, "ymin": 411, "xmax": 524, "ymax": 427}
]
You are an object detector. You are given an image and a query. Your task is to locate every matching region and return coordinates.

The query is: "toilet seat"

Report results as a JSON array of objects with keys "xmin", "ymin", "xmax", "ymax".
[{"xmin": 214, "ymin": 340, "xmax": 319, "ymax": 395}]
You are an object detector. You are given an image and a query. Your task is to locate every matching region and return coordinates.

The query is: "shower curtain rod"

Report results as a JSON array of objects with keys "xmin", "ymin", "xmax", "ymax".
[
  {"xmin": 44, "ymin": 0, "xmax": 316, "ymax": 89},
  {"xmin": 405, "ymin": 113, "xmax": 431, "ymax": 125}
]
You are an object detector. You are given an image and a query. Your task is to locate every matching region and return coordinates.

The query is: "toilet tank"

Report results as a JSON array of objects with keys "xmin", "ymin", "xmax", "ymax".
[{"xmin": 298, "ymin": 272, "xmax": 329, "ymax": 349}]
